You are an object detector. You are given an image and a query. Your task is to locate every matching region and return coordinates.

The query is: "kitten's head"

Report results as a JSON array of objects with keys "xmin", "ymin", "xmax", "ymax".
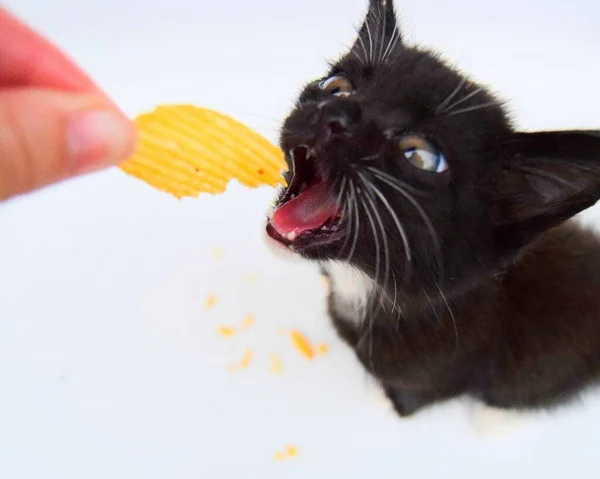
[{"xmin": 266, "ymin": 0, "xmax": 600, "ymax": 295}]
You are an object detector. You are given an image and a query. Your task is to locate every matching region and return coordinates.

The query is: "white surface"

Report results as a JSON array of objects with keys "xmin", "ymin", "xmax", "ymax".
[{"xmin": 1, "ymin": 0, "xmax": 600, "ymax": 477}]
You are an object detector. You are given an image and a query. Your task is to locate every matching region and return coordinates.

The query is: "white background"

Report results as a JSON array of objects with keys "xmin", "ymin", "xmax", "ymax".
[{"xmin": 1, "ymin": 0, "xmax": 600, "ymax": 477}]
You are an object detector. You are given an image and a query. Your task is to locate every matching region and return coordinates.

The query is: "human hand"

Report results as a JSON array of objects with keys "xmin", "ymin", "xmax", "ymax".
[{"xmin": 0, "ymin": 7, "xmax": 136, "ymax": 202}]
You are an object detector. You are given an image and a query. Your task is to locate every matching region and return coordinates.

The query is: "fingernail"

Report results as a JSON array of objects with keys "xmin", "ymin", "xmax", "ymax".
[{"xmin": 67, "ymin": 110, "xmax": 135, "ymax": 174}]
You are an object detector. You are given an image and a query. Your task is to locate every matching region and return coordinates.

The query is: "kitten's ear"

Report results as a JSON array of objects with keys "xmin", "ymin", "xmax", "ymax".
[
  {"xmin": 492, "ymin": 130, "xmax": 600, "ymax": 251},
  {"xmin": 351, "ymin": 0, "xmax": 402, "ymax": 65}
]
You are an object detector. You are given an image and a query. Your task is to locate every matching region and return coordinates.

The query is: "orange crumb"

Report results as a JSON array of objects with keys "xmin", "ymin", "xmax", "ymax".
[
  {"xmin": 239, "ymin": 349, "xmax": 254, "ymax": 369},
  {"xmin": 285, "ymin": 445, "xmax": 298, "ymax": 458},
  {"xmin": 316, "ymin": 343, "xmax": 328, "ymax": 355},
  {"xmin": 258, "ymin": 168, "xmax": 265, "ymax": 175},
  {"xmin": 273, "ymin": 451, "xmax": 286, "ymax": 462},
  {"xmin": 217, "ymin": 326, "xmax": 236, "ymax": 337},
  {"xmin": 320, "ymin": 274, "xmax": 330, "ymax": 289},
  {"xmin": 241, "ymin": 314, "xmax": 255, "ymax": 330},
  {"xmin": 211, "ymin": 248, "xmax": 224, "ymax": 260},
  {"xmin": 269, "ymin": 354, "xmax": 283, "ymax": 374},
  {"xmin": 289, "ymin": 330, "xmax": 315, "ymax": 360},
  {"xmin": 205, "ymin": 294, "xmax": 217, "ymax": 309},
  {"xmin": 227, "ymin": 364, "xmax": 237, "ymax": 373}
]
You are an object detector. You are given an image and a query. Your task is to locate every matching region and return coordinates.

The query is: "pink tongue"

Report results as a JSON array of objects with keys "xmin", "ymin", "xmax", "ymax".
[{"xmin": 271, "ymin": 182, "xmax": 339, "ymax": 236}]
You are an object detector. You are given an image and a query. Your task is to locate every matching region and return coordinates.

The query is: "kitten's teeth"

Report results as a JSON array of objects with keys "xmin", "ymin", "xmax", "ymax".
[
  {"xmin": 287, "ymin": 231, "xmax": 297, "ymax": 241},
  {"xmin": 288, "ymin": 245, "xmax": 296, "ymax": 251},
  {"xmin": 291, "ymin": 194, "xmax": 296, "ymax": 200},
  {"xmin": 308, "ymin": 148, "xmax": 317, "ymax": 158},
  {"xmin": 322, "ymin": 226, "xmax": 330, "ymax": 231}
]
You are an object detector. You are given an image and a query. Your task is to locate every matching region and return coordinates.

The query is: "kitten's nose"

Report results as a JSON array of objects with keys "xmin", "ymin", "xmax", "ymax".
[{"xmin": 318, "ymin": 99, "xmax": 362, "ymax": 139}]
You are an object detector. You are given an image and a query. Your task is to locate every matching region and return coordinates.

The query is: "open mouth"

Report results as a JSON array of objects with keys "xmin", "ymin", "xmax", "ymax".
[{"xmin": 266, "ymin": 146, "xmax": 344, "ymax": 250}]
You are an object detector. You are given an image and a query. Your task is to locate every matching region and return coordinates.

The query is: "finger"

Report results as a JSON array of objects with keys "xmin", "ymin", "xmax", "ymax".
[
  {"xmin": 0, "ymin": 7, "xmax": 98, "ymax": 91},
  {"xmin": 0, "ymin": 88, "xmax": 136, "ymax": 202}
]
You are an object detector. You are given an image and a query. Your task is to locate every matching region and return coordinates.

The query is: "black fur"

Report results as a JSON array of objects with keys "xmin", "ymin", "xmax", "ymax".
[{"xmin": 268, "ymin": 0, "xmax": 600, "ymax": 416}]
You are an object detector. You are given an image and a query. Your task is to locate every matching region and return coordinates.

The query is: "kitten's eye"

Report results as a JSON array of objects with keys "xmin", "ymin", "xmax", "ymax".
[
  {"xmin": 398, "ymin": 136, "xmax": 448, "ymax": 173},
  {"xmin": 319, "ymin": 75, "xmax": 353, "ymax": 98}
]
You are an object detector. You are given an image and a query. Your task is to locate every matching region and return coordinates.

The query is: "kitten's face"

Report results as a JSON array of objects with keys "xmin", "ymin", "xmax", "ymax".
[{"xmin": 266, "ymin": 0, "xmax": 600, "ymax": 294}]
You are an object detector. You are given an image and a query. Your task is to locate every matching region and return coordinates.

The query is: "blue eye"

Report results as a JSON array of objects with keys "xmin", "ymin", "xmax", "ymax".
[{"xmin": 399, "ymin": 136, "xmax": 448, "ymax": 173}]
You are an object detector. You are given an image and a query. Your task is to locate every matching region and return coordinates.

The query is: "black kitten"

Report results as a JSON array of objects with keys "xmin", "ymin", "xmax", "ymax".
[{"xmin": 265, "ymin": 0, "xmax": 600, "ymax": 417}]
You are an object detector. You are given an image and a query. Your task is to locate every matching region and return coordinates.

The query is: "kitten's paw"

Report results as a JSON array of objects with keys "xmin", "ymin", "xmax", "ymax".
[{"xmin": 470, "ymin": 402, "xmax": 526, "ymax": 437}]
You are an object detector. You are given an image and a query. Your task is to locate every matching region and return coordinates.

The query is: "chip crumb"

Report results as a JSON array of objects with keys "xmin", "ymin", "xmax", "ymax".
[
  {"xmin": 241, "ymin": 314, "xmax": 255, "ymax": 330},
  {"xmin": 289, "ymin": 330, "xmax": 315, "ymax": 360},
  {"xmin": 211, "ymin": 248, "xmax": 224, "ymax": 260},
  {"xmin": 285, "ymin": 445, "xmax": 298, "ymax": 458},
  {"xmin": 244, "ymin": 274, "xmax": 258, "ymax": 284},
  {"xmin": 239, "ymin": 349, "xmax": 254, "ymax": 369},
  {"xmin": 217, "ymin": 326, "xmax": 236, "ymax": 337},
  {"xmin": 273, "ymin": 451, "xmax": 286, "ymax": 462},
  {"xmin": 269, "ymin": 354, "xmax": 283, "ymax": 374},
  {"xmin": 320, "ymin": 274, "xmax": 330, "ymax": 290},
  {"xmin": 205, "ymin": 294, "xmax": 217, "ymax": 309},
  {"xmin": 227, "ymin": 364, "xmax": 237, "ymax": 373},
  {"xmin": 316, "ymin": 343, "xmax": 328, "ymax": 355}
]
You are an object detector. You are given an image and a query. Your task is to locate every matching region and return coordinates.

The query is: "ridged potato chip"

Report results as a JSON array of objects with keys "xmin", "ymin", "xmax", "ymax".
[{"xmin": 120, "ymin": 105, "xmax": 287, "ymax": 198}]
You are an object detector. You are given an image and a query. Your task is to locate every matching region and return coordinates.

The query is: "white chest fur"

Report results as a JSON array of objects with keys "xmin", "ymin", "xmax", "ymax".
[{"xmin": 324, "ymin": 261, "xmax": 376, "ymax": 325}]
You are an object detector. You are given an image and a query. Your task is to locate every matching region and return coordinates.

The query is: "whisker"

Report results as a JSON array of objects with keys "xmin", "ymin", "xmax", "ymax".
[
  {"xmin": 378, "ymin": 3, "xmax": 387, "ymax": 63},
  {"xmin": 353, "ymin": 27, "xmax": 370, "ymax": 66},
  {"xmin": 364, "ymin": 16, "xmax": 374, "ymax": 64},
  {"xmin": 424, "ymin": 290, "xmax": 442, "ymax": 327},
  {"xmin": 518, "ymin": 166, "xmax": 580, "ymax": 190},
  {"xmin": 359, "ymin": 173, "xmax": 391, "ymax": 299},
  {"xmin": 372, "ymin": 170, "xmax": 445, "ymax": 285},
  {"xmin": 359, "ymin": 171, "xmax": 412, "ymax": 283},
  {"xmin": 335, "ymin": 178, "xmax": 355, "ymax": 260},
  {"xmin": 350, "ymin": 49, "xmax": 366, "ymax": 65},
  {"xmin": 391, "ymin": 271, "xmax": 399, "ymax": 318},
  {"xmin": 366, "ymin": 167, "xmax": 429, "ymax": 197},
  {"xmin": 346, "ymin": 180, "xmax": 361, "ymax": 262},
  {"xmin": 443, "ymin": 87, "xmax": 484, "ymax": 114},
  {"xmin": 360, "ymin": 152, "xmax": 383, "ymax": 162},
  {"xmin": 535, "ymin": 158, "xmax": 600, "ymax": 175},
  {"xmin": 355, "ymin": 188, "xmax": 381, "ymax": 355},
  {"xmin": 436, "ymin": 78, "xmax": 466, "ymax": 114},
  {"xmin": 335, "ymin": 176, "xmax": 348, "ymax": 207},
  {"xmin": 445, "ymin": 101, "xmax": 499, "ymax": 117},
  {"xmin": 436, "ymin": 282, "xmax": 459, "ymax": 357},
  {"xmin": 381, "ymin": 24, "xmax": 399, "ymax": 64}
]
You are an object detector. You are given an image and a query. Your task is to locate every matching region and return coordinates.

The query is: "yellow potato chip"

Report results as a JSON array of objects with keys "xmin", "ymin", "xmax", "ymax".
[{"xmin": 120, "ymin": 105, "xmax": 288, "ymax": 198}]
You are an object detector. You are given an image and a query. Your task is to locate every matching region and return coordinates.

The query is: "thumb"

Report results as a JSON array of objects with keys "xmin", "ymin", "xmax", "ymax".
[{"xmin": 0, "ymin": 88, "xmax": 135, "ymax": 201}]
